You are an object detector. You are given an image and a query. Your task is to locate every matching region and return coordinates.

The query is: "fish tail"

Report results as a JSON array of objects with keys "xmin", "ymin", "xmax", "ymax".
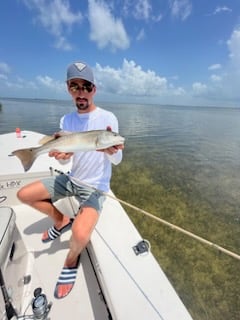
[{"xmin": 12, "ymin": 148, "xmax": 38, "ymax": 172}]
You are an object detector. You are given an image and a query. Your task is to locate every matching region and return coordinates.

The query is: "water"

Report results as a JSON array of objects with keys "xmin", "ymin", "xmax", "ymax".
[
  {"xmin": 0, "ymin": 98, "xmax": 239, "ymax": 319},
  {"xmin": 3, "ymin": 99, "xmax": 240, "ymax": 211}
]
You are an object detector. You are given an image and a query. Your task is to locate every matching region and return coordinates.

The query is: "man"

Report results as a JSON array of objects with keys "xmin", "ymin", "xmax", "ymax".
[{"xmin": 17, "ymin": 61, "xmax": 124, "ymax": 299}]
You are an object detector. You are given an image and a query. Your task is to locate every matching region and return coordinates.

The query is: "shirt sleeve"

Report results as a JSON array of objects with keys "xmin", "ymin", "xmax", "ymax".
[
  {"xmin": 105, "ymin": 112, "xmax": 123, "ymax": 165},
  {"xmin": 59, "ymin": 115, "xmax": 65, "ymax": 130}
]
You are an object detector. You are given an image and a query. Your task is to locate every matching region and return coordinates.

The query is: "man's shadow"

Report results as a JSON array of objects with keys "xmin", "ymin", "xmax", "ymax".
[{"xmin": 23, "ymin": 217, "xmax": 70, "ymax": 258}]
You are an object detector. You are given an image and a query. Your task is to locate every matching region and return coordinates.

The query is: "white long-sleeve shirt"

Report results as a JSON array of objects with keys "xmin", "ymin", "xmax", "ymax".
[{"xmin": 60, "ymin": 107, "xmax": 123, "ymax": 192}]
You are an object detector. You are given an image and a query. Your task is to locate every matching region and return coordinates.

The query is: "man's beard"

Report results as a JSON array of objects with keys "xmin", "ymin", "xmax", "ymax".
[{"xmin": 76, "ymin": 98, "xmax": 89, "ymax": 111}]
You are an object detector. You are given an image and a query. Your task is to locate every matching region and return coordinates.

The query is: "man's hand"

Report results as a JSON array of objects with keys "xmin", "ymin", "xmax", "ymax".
[
  {"xmin": 98, "ymin": 144, "xmax": 124, "ymax": 155},
  {"xmin": 102, "ymin": 126, "xmax": 124, "ymax": 155},
  {"xmin": 48, "ymin": 151, "xmax": 73, "ymax": 160}
]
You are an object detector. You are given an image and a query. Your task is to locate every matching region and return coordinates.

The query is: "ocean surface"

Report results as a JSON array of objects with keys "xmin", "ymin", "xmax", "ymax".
[
  {"xmin": 1, "ymin": 98, "xmax": 240, "ymax": 221},
  {"xmin": 0, "ymin": 97, "xmax": 239, "ymax": 319}
]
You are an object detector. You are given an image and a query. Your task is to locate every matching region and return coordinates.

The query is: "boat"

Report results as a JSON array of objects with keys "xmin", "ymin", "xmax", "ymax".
[{"xmin": 0, "ymin": 130, "xmax": 193, "ymax": 319}]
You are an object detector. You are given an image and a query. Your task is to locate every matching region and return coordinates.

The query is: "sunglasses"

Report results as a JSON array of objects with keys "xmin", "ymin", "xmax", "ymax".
[{"xmin": 69, "ymin": 82, "xmax": 94, "ymax": 93}]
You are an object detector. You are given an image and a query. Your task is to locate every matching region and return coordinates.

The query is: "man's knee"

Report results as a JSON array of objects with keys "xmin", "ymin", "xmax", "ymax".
[
  {"xmin": 17, "ymin": 187, "xmax": 30, "ymax": 203},
  {"xmin": 17, "ymin": 181, "xmax": 50, "ymax": 204},
  {"xmin": 71, "ymin": 226, "xmax": 91, "ymax": 247}
]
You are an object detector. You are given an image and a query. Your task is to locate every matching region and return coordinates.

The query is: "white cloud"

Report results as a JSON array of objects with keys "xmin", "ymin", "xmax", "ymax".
[
  {"xmin": 3, "ymin": 76, "xmax": 37, "ymax": 90},
  {"xmin": 169, "ymin": 0, "xmax": 192, "ymax": 21},
  {"xmin": 227, "ymin": 27, "xmax": 240, "ymax": 65},
  {"xmin": 21, "ymin": 0, "xmax": 82, "ymax": 50},
  {"xmin": 17, "ymin": 76, "xmax": 37, "ymax": 89},
  {"xmin": 55, "ymin": 36, "xmax": 72, "ymax": 51},
  {"xmin": 188, "ymin": 26, "xmax": 240, "ymax": 105},
  {"xmin": 0, "ymin": 63, "xmax": 62, "ymax": 95},
  {"xmin": 36, "ymin": 75, "xmax": 65, "ymax": 92},
  {"xmin": 206, "ymin": 6, "xmax": 232, "ymax": 17},
  {"xmin": 217, "ymin": 26, "xmax": 240, "ymax": 100},
  {"xmin": 210, "ymin": 74, "xmax": 222, "ymax": 82},
  {"xmin": 95, "ymin": 59, "xmax": 168, "ymax": 96},
  {"xmin": 37, "ymin": 75, "xmax": 56, "ymax": 88},
  {"xmin": 134, "ymin": 0, "xmax": 152, "ymax": 20},
  {"xmin": 88, "ymin": 0, "xmax": 130, "ymax": 51},
  {"xmin": 208, "ymin": 64, "xmax": 222, "ymax": 71},
  {"xmin": 172, "ymin": 86, "xmax": 186, "ymax": 96},
  {"xmin": 0, "ymin": 74, "xmax": 7, "ymax": 81},
  {"xmin": 153, "ymin": 14, "xmax": 163, "ymax": 22},
  {"xmin": 170, "ymin": 75, "xmax": 179, "ymax": 81},
  {"xmin": 0, "ymin": 73, "xmax": 66, "ymax": 99},
  {"xmin": 192, "ymin": 82, "xmax": 207, "ymax": 95},
  {"xmin": 0, "ymin": 62, "xmax": 11, "ymax": 74},
  {"xmin": 123, "ymin": 0, "xmax": 162, "ymax": 22},
  {"xmin": 213, "ymin": 6, "xmax": 232, "ymax": 15},
  {"xmin": 136, "ymin": 28, "xmax": 145, "ymax": 41}
]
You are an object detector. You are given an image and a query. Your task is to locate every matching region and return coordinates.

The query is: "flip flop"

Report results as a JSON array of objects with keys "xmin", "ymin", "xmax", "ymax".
[
  {"xmin": 54, "ymin": 255, "xmax": 81, "ymax": 299},
  {"xmin": 42, "ymin": 219, "xmax": 73, "ymax": 243}
]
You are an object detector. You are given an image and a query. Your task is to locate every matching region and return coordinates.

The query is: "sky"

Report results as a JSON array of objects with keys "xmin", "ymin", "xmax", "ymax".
[{"xmin": 0, "ymin": 0, "xmax": 240, "ymax": 107}]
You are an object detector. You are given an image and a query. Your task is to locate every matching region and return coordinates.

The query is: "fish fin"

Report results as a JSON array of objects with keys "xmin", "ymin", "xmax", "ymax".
[
  {"xmin": 38, "ymin": 135, "xmax": 55, "ymax": 145},
  {"xmin": 12, "ymin": 148, "xmax": 38, "ymax": 172},
  {"xmin": 39, "ymin": 131, "xmax": 72, "ymax": 145}
]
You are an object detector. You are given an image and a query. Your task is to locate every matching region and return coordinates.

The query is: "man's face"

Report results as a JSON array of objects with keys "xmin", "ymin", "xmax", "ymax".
[{"xmin": 67, "ymin": 79, "xmax": 96, "ymax": 113}]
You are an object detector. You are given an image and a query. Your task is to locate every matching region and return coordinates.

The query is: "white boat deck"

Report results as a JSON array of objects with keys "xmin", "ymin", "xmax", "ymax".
[
  {"xmin": 11, "ymin": 204, "xmax": 110, "ymax": 319},
  {"xmin": 0, "ymin": 131, "xmax": 193, "ymax": 319}
]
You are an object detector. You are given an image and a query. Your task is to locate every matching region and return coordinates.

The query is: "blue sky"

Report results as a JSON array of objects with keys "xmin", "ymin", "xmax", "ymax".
[{"xmin": 0, "ymin": 0, "xmax": 239, "ymax": 106}]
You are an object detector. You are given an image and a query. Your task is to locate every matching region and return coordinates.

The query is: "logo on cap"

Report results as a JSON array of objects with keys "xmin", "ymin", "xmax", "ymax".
[{"xmin": 74, "ymin": 62, "xmax": 86, "ymax": 72}]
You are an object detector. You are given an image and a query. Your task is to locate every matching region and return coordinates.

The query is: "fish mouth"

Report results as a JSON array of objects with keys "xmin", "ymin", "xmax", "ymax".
[{"xmin": 117, "ymin": 137, "xmax": 125, "ymax": 145}]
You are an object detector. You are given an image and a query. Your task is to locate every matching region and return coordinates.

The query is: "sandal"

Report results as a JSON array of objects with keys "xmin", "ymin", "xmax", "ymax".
[
  {"xmin": 42, "ymin": 219, "xmax": 73, "ymax": 243},
  {"xmin": 54, "ymin": 255, "xmax": 81, "ymax": 299}
]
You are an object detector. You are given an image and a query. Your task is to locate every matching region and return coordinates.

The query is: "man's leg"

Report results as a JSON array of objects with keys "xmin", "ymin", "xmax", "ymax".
[{"xmin": 55, "ymin": 206, "xmax": 99, "ymax": 299}]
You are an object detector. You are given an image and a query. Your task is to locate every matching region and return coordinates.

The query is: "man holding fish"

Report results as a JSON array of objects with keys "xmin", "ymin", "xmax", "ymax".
[{"xmin": 16, "ymin": 61, "xmax": 124, "ymax": 299}]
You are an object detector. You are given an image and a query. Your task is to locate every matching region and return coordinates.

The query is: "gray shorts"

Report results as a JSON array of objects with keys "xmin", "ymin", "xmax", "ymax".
[{"xmin": 41, "ymin": 174, "xmax": 105, "ymax": 214}]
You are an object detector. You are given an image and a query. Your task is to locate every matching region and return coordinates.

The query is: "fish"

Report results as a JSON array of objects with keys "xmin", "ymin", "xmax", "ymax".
[{"xmin": 11, "ymin": 130, "xmax": 125, "ymax": 172}]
